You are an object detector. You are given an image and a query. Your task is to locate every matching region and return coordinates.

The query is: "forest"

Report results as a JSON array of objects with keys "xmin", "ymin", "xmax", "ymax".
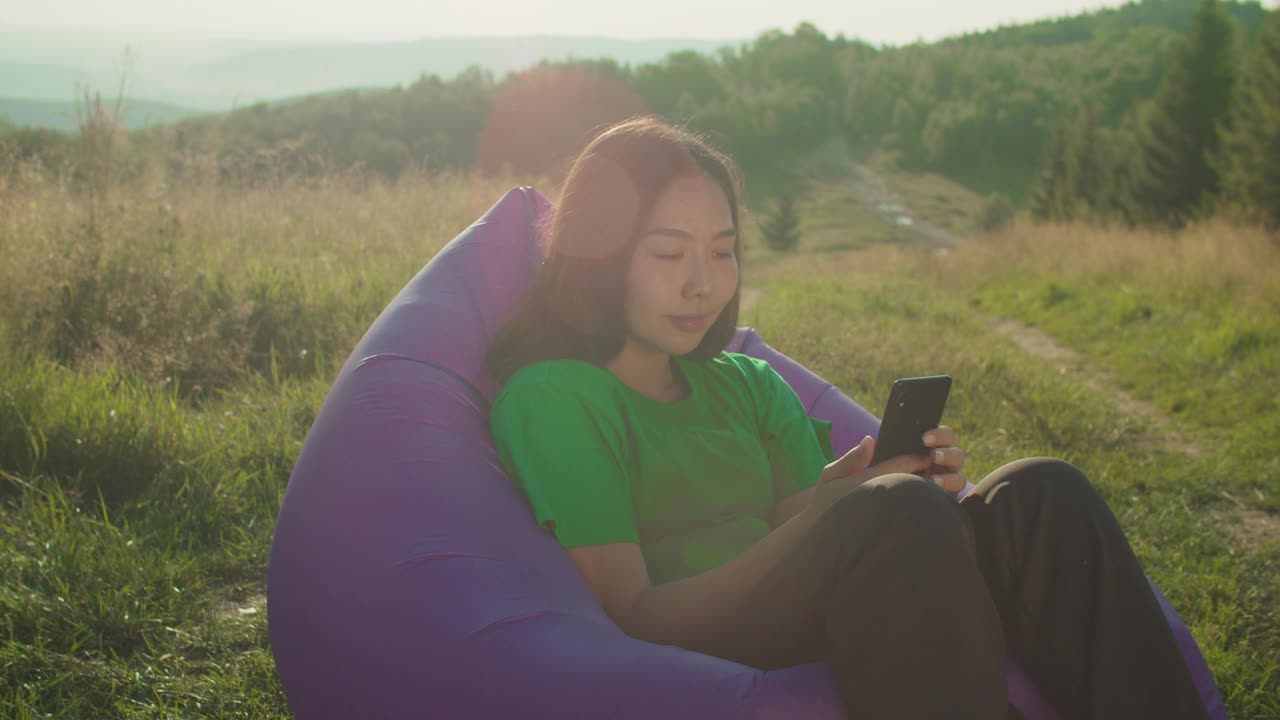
[{"xmin": 2, "ymin": 0, "xmax": 1276, "ymax": 229}]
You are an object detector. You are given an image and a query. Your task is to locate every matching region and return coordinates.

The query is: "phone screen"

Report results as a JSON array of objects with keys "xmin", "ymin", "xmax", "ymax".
[{"xmin": 869, "ymin": 375, "xmax": 952, "ymax": 466}]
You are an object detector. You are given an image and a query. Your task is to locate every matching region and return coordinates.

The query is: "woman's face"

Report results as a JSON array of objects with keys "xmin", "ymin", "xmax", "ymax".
[{"xmin": 621, "ymin": 171, "xmax": 739, "ymax": 358}]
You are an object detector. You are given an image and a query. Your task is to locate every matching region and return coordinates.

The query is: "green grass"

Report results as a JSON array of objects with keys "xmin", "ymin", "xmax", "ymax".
[
  {"xmin": 1, "ymin": 165, "xmax": 1276, "ymax": 717},
  {"xmin": 752, "ymin": 274, "xmax": 1278, "ymax": 718},
  {"xmin": 868, "ymin": 149, "xmax": 989, "ymax": 236},
  {"xmin": 971, "ymin": 276, "xmax": 1280, "ymax": 497},
  {"xmin": 791, "ymin": 178, "xmax": 906, "ymax": 252},
  {"xmin": 0, "ymin": 362, "xmax": 311, "ymax": 717}
]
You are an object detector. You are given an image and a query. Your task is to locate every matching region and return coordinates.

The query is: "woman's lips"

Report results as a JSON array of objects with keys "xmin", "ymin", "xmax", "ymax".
[{"xmin": 668, "ymin": 314, "xmax": 710, "ymax": 332}]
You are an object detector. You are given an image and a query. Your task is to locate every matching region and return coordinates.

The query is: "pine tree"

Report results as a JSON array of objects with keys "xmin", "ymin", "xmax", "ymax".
[
  {"xmin": 1067, "ymin": 105, "xmax": 1104, "ymax": 220},
  {"xmin": 1127, "ymin": 0, "xmax": 1238, "ymax": 227},
  {"xmin": 1216, "ymin": 12, "xmax": 1280, "ymax": 229},
  {"xmin": 1096, "ymin": 122, "xmax": 1146, "ymax": 225},
  {"xmin": 1030, "ymin": 103, "xmax": 1103, "ymax": 222},
  {"xmin": 1030, "ymin": 119, "xmax": 1071, "ymax": 221},
  {"xmin": 761, "ymin": 194, "xmax": 801, "ymax": 252}
]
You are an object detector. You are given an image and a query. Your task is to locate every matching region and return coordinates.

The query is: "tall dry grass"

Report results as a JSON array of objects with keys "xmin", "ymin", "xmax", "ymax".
[
  {"xmin": 946, "ymin": 219, "xmax": 1280, "ymax": 307},
  {"xmin": 2, "ymin": 153, "xmax": 1277, "ymax": 717},
  {"xmin": 0, "ymin": 160, "xmax": 546, "ymax": 398},
  {"xmin": 745, "ymin": 216, "xmax": 1279, "ymax": 319}
]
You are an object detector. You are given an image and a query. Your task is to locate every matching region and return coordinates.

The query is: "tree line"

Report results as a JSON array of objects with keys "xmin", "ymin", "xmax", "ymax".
[
  {"xmin": 1031, "ymin": 0, "xmax": 1279, "ymax": 229},
  {"xmin": 2, "ymin": 0, "xmax": 1274, "ymax": 229}
]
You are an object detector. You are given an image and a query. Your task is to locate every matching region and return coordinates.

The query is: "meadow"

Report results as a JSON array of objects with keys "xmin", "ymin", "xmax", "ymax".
[{"xmin": 1, "ymin": 160, "xmax": 1276, "ymax": 718}]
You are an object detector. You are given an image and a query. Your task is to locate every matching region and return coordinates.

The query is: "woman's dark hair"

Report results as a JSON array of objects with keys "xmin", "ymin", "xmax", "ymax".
[{"xmin": 487, "ymin": 115, "xmax": 745, "ymax": 385}]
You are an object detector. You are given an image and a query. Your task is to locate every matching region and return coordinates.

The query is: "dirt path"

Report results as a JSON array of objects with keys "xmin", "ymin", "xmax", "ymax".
[
  {"xmin": 985, "ymin": 318, "xmax": 1205, "ymax": 458},
  {"xmin": 847, "ymin": 162, "xmax": 958, "ymax": 248},
  {"xmin": 799, "ymin": 163, "xmax": 1206, "ymax": 460},
  {"xmin": 995, "ymin": 313, "xmax": 1277, "ymax": 550},
  {"xmin": 1216, "ymin": 508, "xmax": 1280, "ymax": 548},
  {"xmin": 747, "ymin": 272, "xmax": 1268, "ymax": 540},
  {"xmin": 216, "ymin": 592, "xmax": 266, "ymax": 620},
  {"xmin": 744, "ymin": 280, "xmax": 1203, "ymax": 460}
]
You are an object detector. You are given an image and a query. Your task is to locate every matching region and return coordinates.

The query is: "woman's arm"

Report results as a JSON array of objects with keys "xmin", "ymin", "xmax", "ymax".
[
  {"xmin": 767, "ymin": 486, "xmax": 816, "ymax": 529},
  {"xmin": 768, "ymin": 427, "xmax": 969, "ymax": 527},
  {"xmin": 614, "ymin": 507, "xmax": 820, "ymax": 649},
  {"xmin": 577, "ymin": 439, "xmax": 932, "ymax": 651}
]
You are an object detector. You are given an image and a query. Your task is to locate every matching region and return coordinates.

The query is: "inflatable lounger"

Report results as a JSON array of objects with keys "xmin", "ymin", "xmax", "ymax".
[{"xmin": 268, "ymin": 187, "xmax": 1227, "ymax": 719}]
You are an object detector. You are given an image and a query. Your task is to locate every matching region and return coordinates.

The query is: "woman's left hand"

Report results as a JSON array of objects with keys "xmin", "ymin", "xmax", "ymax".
[{"xmin": 922, "ymin": 426, "xmax": 967, "ymax": 495}]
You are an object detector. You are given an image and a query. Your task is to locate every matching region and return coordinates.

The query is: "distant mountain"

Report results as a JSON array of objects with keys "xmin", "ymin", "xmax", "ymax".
[
  {"xmin": 0, "ymin": 96, "xmax": 205, "ymax": 132},
  {"xmin": 0, "ymin": 62, "xmax": 103, "ymax": 100},
  {"xmin": 0, "ymin": 29, "xmax": 745, "ymax": 125},
  {"xmin": 177, "ymin": 36, "xmax": 746, "ymax": 102}
]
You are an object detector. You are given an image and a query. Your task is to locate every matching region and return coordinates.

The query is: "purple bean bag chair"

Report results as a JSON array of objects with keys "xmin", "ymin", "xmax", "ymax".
[{"xmin": 267, "ymin": 187, "xmax": 1227, "ymax": 719}]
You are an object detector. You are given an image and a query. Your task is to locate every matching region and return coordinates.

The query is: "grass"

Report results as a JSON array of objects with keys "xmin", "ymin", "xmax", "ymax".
[
  {"xmin": 0, "ymin": 163, "xmax": 534, "ymax": 397},
  {"xmin": 1, "ymin": 160, "xmax": 1277, "ymax": 717},
  {"xmin": 745, "ymin": 216, "xmax": 1279, "ymax": 717},
  {"xmin": 868, "ymin": 149, "xmax": 988, "ymax": 236},
  {"xmin": 0, "ymin": 365, "xmax": 303, "ymax": 717}
]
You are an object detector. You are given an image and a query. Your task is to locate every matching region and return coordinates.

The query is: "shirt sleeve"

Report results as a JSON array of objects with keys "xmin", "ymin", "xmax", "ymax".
[
  {"xmin": 752, "ymin": 360, "xmax": 837, "ymax": 502},
  {"xmin": 489, "ymin": 382, "xmax": 639, "ymax": 548}
]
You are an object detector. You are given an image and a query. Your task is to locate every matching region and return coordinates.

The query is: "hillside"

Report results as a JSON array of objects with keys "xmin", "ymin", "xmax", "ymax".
[
  {"xmin": 3, "ymin": 0, "xmax": 1274, "ymax": 220},
  {"xmin": 0, "ymin": 30, "xmax": 744, "ymax": 115},
  {"xmin": 0, "ymin": 96, "xmax": 205, "ymax": 132},
  {"xmin": 2, "ymin": 164, "xmax": 1277, "ymax": 717},
  {"xmin": 946, "ymin": 0, "xmax": 1267, "ymax": 48}
]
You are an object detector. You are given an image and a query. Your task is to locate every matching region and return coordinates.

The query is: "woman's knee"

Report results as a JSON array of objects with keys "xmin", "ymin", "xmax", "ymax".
[
  {"xmin": 826, "ymin": 473, "xmax": 964, "ymax": 536},
  {"xmin": 972, "ymin": 456, "xmax": 1099, "ymax": 508},
  {"xmin": 820, "ymin": 473, "xmax": 979, "ymax": 572}
]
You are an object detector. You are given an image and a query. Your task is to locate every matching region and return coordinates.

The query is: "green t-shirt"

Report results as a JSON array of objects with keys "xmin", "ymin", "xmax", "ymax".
[{"xmin": 489, "ymin": 351, "xmax": 835, "ymax": 585}]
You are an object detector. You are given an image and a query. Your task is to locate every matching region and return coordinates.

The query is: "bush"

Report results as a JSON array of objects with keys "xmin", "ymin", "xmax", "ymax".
[
  {"xmin": 0, "ymin": 359, "xmax": 188, "ymax": 503},
  {"xmin": 979, "ymin": 192, "xmax": 1015, "ymax": 231},
  {"xmin": 761, "ymin": 193, "xmax": 801, "ymax": 252}
]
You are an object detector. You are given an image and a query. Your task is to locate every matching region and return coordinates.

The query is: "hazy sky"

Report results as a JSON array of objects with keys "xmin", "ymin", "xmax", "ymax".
[{"xmin": 7, "ymin": 0, "xmax": 1273, "ymax": 45}]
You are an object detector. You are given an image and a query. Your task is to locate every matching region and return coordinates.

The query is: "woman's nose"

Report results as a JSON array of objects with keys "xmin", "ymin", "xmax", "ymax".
[{"xmin": 685, "ymin": 258, "xmax": 712, "ymax": 298}]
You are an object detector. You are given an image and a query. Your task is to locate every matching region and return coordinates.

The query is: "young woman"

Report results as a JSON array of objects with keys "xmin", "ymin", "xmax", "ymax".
[{"xmin": 486, "ymin": 116, "xmax": 1209, "ymax": 720}]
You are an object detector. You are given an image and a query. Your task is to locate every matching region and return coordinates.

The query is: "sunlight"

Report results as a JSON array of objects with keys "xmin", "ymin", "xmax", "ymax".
[{"xmin": 472, "ymin": 64, "xmax": 649, "ymax": 210}]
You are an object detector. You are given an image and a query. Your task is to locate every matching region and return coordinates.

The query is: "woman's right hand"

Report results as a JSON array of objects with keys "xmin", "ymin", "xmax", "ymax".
[{"xmin": 803, "ymin": 436, "xmax": 932, "ymax": 519}]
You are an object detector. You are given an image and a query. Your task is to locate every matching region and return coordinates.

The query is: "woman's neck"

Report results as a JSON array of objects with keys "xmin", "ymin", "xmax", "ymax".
[{"xmin": 604, "ymin": 342, "xmax": 687, "ymax": 403}]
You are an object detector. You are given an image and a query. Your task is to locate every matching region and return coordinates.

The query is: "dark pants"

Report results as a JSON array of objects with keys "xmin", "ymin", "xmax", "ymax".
[{"xmin": 684, "ymin": 458, "xmax": 1210, "ymax": 720}]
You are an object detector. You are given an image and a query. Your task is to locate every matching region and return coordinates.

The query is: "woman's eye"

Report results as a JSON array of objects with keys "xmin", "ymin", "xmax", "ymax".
[{"xmin": 651, "ymin": 249, "xmax": 734, "ymax": 260}]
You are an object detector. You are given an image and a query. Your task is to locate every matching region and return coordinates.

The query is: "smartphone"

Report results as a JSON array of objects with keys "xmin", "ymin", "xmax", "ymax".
[{"xmin": 869, "ymin": 375, "xmax": 952, "ymax": 467}]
